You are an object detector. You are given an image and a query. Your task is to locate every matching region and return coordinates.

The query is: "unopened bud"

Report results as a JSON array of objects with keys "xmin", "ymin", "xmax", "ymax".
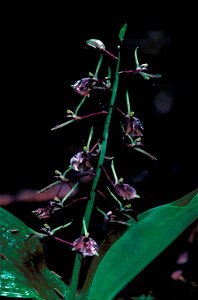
[
  {"xmin": 55, "ymin": 170, "xmax": 61, "ymax": 175},
  {"xmin": 86, "ymin": 39, "xmax": 105, "ymax": 50},
  {"xmin": 66, "ymin": 109, "xmax": 73, "ymax": 114}
]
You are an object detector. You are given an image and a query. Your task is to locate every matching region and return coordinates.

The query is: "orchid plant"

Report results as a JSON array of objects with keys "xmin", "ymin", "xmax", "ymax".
[{"xmin": 1, "ymin": 23, "xmax": 197, "ymax": 300}]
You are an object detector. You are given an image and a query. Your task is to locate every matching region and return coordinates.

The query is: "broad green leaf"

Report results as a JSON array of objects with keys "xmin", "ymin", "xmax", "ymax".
[
  {"xmin": 0, "ymin": 207, "xmax": 69, "ymax": 299},
  {"xmin": 85, "ymin": 188, "xmax": 198, "ymax": 300}
]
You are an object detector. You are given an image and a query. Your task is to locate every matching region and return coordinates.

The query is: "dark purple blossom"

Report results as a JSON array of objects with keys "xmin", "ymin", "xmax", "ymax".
[
  {"xmin": 72, "ymin": 235, "xmax": 99, "ymax": 257},
  {"xmin": 32, "ymin": 207, "xmax": 52, "ymax": 219},
  {"xmin": 32, "ymin": 201, "xmax": 62, "ymax": 219},
  {"xmin": 114, "ymin": 182, "xmax": 139, "ymax": 200},
  {"xmin": 71, "ymin": 77, "xmax": 98, "ymax": 97},
  {"xmin": 70, "ymin": 151, "xmax": 93, "ymax": 172},
  {"xmin": 127, "ymin": 116, "xmax": 144, "ymax": 137},
  {"xmin": 102, "ymin": 162, "xmax": 140, "ymax": 201},
  {"xmin": 71, "ymin": 74, "xmax": 111, "ymax": 97}
]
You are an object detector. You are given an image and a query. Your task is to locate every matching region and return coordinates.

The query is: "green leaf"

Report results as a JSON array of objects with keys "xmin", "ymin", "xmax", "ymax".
[
  {"xmin": 0, "ymin": 207, "xmax": 69, "ymax": 299},
  {"xmin": 118, "ymin": 23, "xmax": 127, "ymax": 43},
  {"xmin": 85, "ymin": 188, "xmax": 198, "ymax": 300}
]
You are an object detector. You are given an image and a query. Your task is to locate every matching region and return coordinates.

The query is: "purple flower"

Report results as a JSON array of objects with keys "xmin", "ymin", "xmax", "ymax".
[
  {"xmin": 72, "ymin": 236, "xmax": 99, "ymax": 257},
  {"xmin": 132, "ymin": 116, "xmax": 144, "ymax": 136},
  {"xmin": 125, "ymin": 115, "xmax": 144, "ymax": 138},
  {"xmin": 70, "ymin": 151, "xmax": 93, "ymax": 172},
  {"xmin": 32, "ymin": 201, "xmax": 62, "ymax": 219},
  {"xmin": 71, "ymin": 77, "xmax": 97, "ymax": 97},
  {"xmin": 114, "ymin": 182, "xmax": 139, "ymax": 200},
  {"xmin": 32, "ymin": 207, "xmax": 52, "ymax": 219}
]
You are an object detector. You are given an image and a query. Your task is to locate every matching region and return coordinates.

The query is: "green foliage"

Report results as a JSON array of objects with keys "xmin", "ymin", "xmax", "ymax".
[
  {"xmin": 0, "ymin": 207, "xmax": 69, "ymax": 299},
  {"xmin": 1, "ymin": 189, "xmax": 197, "ymax": 300},
  {"xmin": 83, "ymin": 188, "xmax": 198, "ymax": 300}
]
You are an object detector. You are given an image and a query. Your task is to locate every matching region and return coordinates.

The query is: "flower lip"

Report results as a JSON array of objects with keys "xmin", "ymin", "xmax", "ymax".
[
  {"xmin": 71, "ymin": 78, "xmax": 95, "ymax": 97},
  {"xmin": 72, "ymin": 235, "xmax": 99, "ymax": 257},
  {"xmin": 70, "ymin": 151, "xmax": 93, "ymax": 172},
  {"xmin": 114, "ymin": 182, "xmax": 139, "ymax": 200}
]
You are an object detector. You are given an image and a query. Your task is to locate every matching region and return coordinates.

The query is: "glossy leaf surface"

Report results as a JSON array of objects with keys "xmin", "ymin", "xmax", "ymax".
[{"xmin": 0, "ymin": 207, "xmax": 69, "ymax": 299}]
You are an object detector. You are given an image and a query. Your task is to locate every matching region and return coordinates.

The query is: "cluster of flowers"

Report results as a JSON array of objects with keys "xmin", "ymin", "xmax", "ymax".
[{"xmin": 32, "ymin": 37, "xmax": 161, "ymax": 258}]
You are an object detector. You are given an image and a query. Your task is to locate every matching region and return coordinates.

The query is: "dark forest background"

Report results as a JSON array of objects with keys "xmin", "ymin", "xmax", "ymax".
[
  {"xmin": 1, "ymin": 2, "xmax": 197, "ymax": 299},
  {"xmin": 1, "ymin": 3, "xmax": 197, "ymax": 196}
]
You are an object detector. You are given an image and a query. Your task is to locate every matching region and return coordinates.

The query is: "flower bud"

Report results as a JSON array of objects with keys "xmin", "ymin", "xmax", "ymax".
[{"xmin": 86, "ymin": 39, "xmax": 105, "ymax": 50}]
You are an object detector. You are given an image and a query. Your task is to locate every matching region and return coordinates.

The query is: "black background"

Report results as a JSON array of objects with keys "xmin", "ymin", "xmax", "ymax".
[{"xmin": 1, "ymin": 3, "xmax": 197, "ymax": 196}]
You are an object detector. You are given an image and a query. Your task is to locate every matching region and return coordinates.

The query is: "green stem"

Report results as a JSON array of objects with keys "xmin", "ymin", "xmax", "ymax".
[
  {"xmin": 69, "ymin": 48, "xmax": 121, "ymax": 300},
  {"xmin": 126, "ymin": 90, "xmax": 131, "ymax": 116},
  {"xmin": 86, "ymin": 126, "xmax": 94, "ymax": 152},
  {"xmin": 94, "ymin": 53, "xmax": 103, "ymax": 78},
  {"xmin": 62, "ymin": 182, "xmax": 79, "ymax": 205},
  {"xmin": 111, "ymin": 159, "xmax": 118, "ymax": 185},
  {"xmin": 75, "ymin": 95, "xmax": 87, "ymax": 115}
]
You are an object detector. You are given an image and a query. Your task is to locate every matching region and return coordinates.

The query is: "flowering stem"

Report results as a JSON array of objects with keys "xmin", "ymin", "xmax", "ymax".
[
  {"xmin": 61, "ymin": 182, "xmax": 79, "ymax": 205},
  {"xmin": 89, "ymin": 140, "xmax": 99, "ymax": 153},
  {"xmin": 69, "ymin": 47, "xmax": 121, "ymax": 300},
  {"xmin": 119, "ymin": 69, "xmax": 138, "ymax": 74},
  {"xmin": 94, "ymin": 53, "xmax": 103, "ymax": 78},
  {"xmin": 75, "ymin": 95, "xmax": 87, "ymax": 115},
  {"xmin": 101, "ymin": 48, "xmax": 118, "ymax": 60},
  {"xmin": 37, "ymin": 180, "xmax": 60, "ymax": 193},
  {"xmin": 84, "ymin": 48, "xmax": 120, "ymax": 226},
  {"xmin": 64, "ymin": 197, "xmax": 88, "ymax": 208},
  {"xmin": 106, "ymin": 186, "xmax": 123, "ymax": 210},
  {"xmin": 53, "ymin": 236, "xmax": 74, "ymax": 247},
  {"xmin": 79, "ymin": 111, "xmax": 108, "ymax": 120},
  {"xmin": 114, "ymin": 106, "xmax": 126, "ymax": 117},
  {"xmin": 86, "ymin": 126, "xmax": 94, "ymax": 152},
  {"xmin": 101, "ymin": 166, "xmax": 114, "ymax": 187},
  {"xmin": 51, "ymin": 119, "xmax": 75, "ymax": 131}
]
